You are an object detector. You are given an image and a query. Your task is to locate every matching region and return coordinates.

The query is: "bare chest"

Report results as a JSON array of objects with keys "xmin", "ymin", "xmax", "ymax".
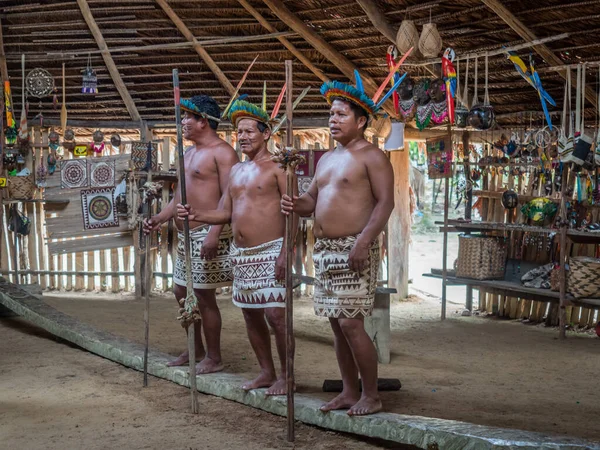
[
  {"xmin": 184, "ymin": 151, "xmax": 216, "ymax": 181},
  {"xmin": 230, "ymin": 166, "xmax": 278, "ymax": 199},
  {"xmin": 316, "ymin": 154, "xmax": 367, "ymax": 189}
]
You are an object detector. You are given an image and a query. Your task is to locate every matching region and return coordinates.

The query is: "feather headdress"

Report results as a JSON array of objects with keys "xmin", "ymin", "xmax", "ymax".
[
  {"xmin": 228, "ymin": 99, "xmax": 270, "ymax": 127},
  {"xmin": 180, "ymin": 98, "xmax": 222, "ymax": 123}
]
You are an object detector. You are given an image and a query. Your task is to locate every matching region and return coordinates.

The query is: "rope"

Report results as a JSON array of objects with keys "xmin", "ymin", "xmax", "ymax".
[
  {"xmin": 576, "ymin": 64, "xmax": 582, "ymax": 133},
  {"xmin": 484, "ymin": 53, "xmax": 490, "ymax": 106},
  {"xmin": 462, "ymin": 55, "xmax": 470, "ymax": 107},
  {"xmin": 472, "ymin": 56, "xmax": 478, "ymax": 107}
]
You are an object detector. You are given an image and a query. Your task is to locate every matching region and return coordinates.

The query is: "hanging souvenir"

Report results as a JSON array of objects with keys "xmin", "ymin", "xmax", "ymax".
[
  {"xmin": 47, "ymin": 153, "xmax": 57, "ymax": 175},
  {"xmin": 25, "ymin": 67, "xmax": 55, "ymax": 99},
  {"xmin": 442, "ymin": 48, "xmax": 457, "ymax": 125},
  {"xmin": 110, "ymin": 134, "xmax": 121, "ymax": 148},
  {"xmin": 18, "ymin": 55, "xmax": 28, "ymax": 142},
  {"xmin": 429, "ymin": 78, "xmax": 447, "ymax": 124},
  {"xmin": 418, "ymin": 22, "xmax": 442, "ymax": 58},
  {"xmin": 5, "ymin": 126, "xmax": 17, "ymax": 146},
  {"xmin": 501, "ymin": 190, "xmax": 519, "ymax": 209},
  {"xmin": 36, "ymin": 163, "xmax": 48, "ymax": 188},
  {"xmin": 61, "ymin": 63, "xmax": 67, "ymax": 134},
  {"xmin": 414, "ymin": 79, "xmax": 432, "ymax": 130},
  {"xmin": 558, "ymin": 68, "xmax": 574, "ymax": 162},
  {"xmin": 64, "ymin": 128, "xmax": 75, "ymax": 141},
  {"xmin": 596, "ymin": 67, "xmax": 600, "ymax": 166},
  {"xmin": 468, "ymin": 55, "xmax": 495, "ymax": 130},
  {"xmin": 573, "ymin": 64, "xmax": 592, "ymax": 165},
  {"xmin": 91, "ymin": 129, "xmax": 105, "ymax": 155},
  {"xmin": 396, "ymin": 19, "xmax": 419, "ymax": 56},
  {"xmin": 455, "ymin": 56, "xmax": 469, "ymax": 128},
  {"xmin": 386, "ymin": 46, "xmax": 401, "ymax": 116},
  {"xmin": 4, "ymin": 80, "xmax": 15, "ymax": 128},
  {"xmin": 399, "ymin": 77, "xmax": 415, "ymax": 118},
  {"xmin": 82, "ymin": 54, "xmax": 98, "ymax": 94}
]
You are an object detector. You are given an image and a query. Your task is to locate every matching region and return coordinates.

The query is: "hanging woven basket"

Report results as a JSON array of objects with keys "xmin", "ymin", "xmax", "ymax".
[
  {"xmin": 396, "ymin": 20, "xmax": 419, "ymax": 55},
  {"xmin": 418, "ymin": 23, "xmax": 442, "ymax": 58},
  {"xmin": 368, "ymin": 116, "xmax": 392, "ymax": 139}
]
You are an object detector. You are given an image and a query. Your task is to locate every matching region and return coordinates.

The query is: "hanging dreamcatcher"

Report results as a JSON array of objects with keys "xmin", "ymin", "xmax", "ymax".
[
  {"xmin": 25, "ymin": 68, "xmax": 55, "ymax": 108},
  {"xmin": 82, "ymin": 54, "xmax": 98, "ymax": 94}
]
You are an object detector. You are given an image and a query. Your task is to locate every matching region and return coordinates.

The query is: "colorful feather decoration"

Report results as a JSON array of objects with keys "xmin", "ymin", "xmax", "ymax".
[
  {"xmin": 270, "ymin": 83, "xmax": 286, "ymax": 119},
  {"xmin": 354, "ymin": 69, "xmax": 364, "ymax": 93},
  {"xmin": 229, "ymin": 99, "xmax": 270, "ymax": 126},
  {"xmin": 372, "ymin": 47, "xmax": 413, "ymax": 102},
  {"xmin": 272, "ymin": 86, "xmax": 311, "ymax": 134},
  {"xmin": 262, "ymin": 81, "xmax": 267, "ymax": 111},
  {"xmin": 221, "ymin": 54, "xmax": 259, "ymax": 119},
  {"xmin": 375, "ymin": 73, "xmax": 407, "ymax": 111}
]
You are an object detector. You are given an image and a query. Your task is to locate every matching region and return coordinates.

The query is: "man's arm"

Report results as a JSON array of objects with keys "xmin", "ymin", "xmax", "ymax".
[
  {"xmin": 281, "ymin": 170, "xmax": 318, "ymax": 217},
  {"xmin": 177, "ymin": 183, "xmax": 232, "ymax": 225},
  {"xmin": 201, "ymin": 148, "xmax": 240, "ymax": 259},
  {"xmin": 275, "ymin": 168, "xmax": 299, "ymax": 281},
  {"xmin": 143, "ymin": 193, "xmax": 175, "ymax": 234},
  {"xmin": 349, "ymin": 149, "xmax": 394, "ymax": 272}
]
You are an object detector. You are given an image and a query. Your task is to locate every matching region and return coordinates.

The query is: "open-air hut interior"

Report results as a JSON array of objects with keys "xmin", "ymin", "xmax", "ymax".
[{"xmin": 1, "ymin": 1, "xmax": 600, "ymax": 448}]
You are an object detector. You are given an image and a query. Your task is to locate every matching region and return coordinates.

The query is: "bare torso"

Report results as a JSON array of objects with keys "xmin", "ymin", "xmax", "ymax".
[
  {"xmin": 228, "ymin": 158, "xmax": 285, "ymax": 248},
  {"xmin": 173, "ymin": 141, "xmax": 236, "ymax": 230},
  {"xmin": 313, "ymin": 141, "xmax": 378, "ymax": 239}
]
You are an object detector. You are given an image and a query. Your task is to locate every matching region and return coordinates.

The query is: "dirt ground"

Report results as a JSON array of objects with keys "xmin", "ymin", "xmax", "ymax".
[
  {"xmin": 30, "ymin": 287, "xmax": 600, "ymax": 443},
  {"xmin": 0, "ymin": 316, "xmax": 409, "ymax": 450}
]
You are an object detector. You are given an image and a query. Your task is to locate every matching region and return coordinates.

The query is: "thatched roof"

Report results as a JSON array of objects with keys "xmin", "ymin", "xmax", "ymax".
[{"xmin": 2, "ymin": 0, "xmax": 599, "ymax": 129}]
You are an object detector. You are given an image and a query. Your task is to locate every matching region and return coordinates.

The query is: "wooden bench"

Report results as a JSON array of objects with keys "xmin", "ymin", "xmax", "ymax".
[{"xmin": 294, "ymin": 275, "xmax": 396, "ymax": 364}]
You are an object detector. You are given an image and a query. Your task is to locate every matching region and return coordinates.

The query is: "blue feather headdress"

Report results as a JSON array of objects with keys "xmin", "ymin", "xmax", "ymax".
[
  {"xmin": 180, "ymin": 98, "xmax": 222, "ymax": 123},
  {"xmin": 321, "ymin": 69, "xmax": 406, "ymax": 116}
]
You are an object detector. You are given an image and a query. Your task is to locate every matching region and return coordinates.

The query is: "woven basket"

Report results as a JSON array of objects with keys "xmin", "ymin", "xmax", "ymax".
[
  {"xmin": 396, "ymin": 20, "xmax": 419, "ymax": 55},
  {"xmin": 7, "ymin": 174, "xmax": 36, "ymax": 200},
  {"xmin": 567, "ymin": 257, "xmax": 600, "ymax": 299},
  {"xmin": 456, "ymin": 234, "xmax": 507, "ymax": 280},
  {"xmin": 418, "ymin": 23, "xmax": 442, "ymax": 58}
]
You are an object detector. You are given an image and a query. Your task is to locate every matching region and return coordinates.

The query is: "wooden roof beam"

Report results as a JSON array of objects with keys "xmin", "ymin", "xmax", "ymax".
[
  {"xmin": 481, "ymin": 0, "xmax": 597, "ymax": 108},
  {"xmin": 76, "ymin": 0, "xmax": 141, "ymax": 121},
  {"xmin": 261, "ymin": 0, "xmax": 396, "ymax": 116},
  {"xmin": 155, "ymin": 0, "xmax": 235, "ymax": 96},
  {"xmin": 238, "ymin": 0, "xmax": 328, "ymax": 83}
]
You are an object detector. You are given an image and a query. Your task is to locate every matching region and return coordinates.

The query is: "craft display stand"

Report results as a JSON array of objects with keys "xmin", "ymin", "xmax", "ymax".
[{"xmin": 425, "ymin": 132, "xmax": 600, "ymax": 339}]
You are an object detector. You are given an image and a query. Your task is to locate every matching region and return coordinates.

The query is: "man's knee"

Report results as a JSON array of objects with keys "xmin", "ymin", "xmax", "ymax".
[
  {"xmin": 194, "ymin": 288, "xmax": 217, "ymax": 307},
  {"xmin": 173, "ymin": 284, "xmax": 186, "ymax": 300},
  {"xmin": 265, "ymin": 307, "xmax": 285, "ymax": 331},
  {"xmin": 242, "ymin": 307, "xmax": 263, "ymax": 322},
  {"xmin": 338, "ymin": 317, "xmax": 364, "ymax": 338}
]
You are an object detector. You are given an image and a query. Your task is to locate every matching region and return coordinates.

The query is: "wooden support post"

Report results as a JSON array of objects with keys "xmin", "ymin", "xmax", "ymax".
[
  {"xmin": 388, "ymin": 149, "xmax": 410, "ymax": 299},
  {"xmin": 161, "ymin": 137, "xmax": 170, "ymax": 292},
  {"xmin": 26, "ymin": 203, "xmax": 38, "ymax": 285},
  {"xmin": 462, "ymin": 131, "xmax": 474, "ymax": 311},
  {"xmin": 87, "ymin": 251, "xmax": 95, "ymax": 291},
  {"xmin": 111, "ymin": 248, "xmax": 119, "ymax": 293},
  {"xmin": 123, "ymin": 246, "xmax": 131, "ymax": 292},
  {"xmin": 441, "ymin": 126, "xmax": 452, "ymax": 319},
  {"xmin": 38, "ymin": 130, "xmax": 49, "ymax": 289},
  {"xmin": 75, "ymin": 251, "xmax": 85, "ymax": 290},
  {"xmin": 99, "ymin": 249, "xmax": 107, "ymax": 291},
  {"xmin": 0, "ymin": 206, "xmax": 9, "ymax": 282}
]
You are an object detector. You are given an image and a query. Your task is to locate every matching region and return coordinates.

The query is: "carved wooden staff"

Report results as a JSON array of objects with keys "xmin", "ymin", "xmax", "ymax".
[
  {"xmin": 142, "ymin": 165, "xmax": 153, "ymax": 387},
  {"xmin": 172, "ymin": 68, "xmax": 199, "ymax": 413},
  {"xmin": 272, "ymin": 60, "xmax": 304, "ymax": 442}
]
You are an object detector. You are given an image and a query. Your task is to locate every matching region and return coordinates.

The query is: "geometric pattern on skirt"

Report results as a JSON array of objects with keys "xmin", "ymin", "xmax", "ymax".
[
  {"xmin": 173, "ymin": 224, "xmax": 233, "ymax": 289},
  {"xmin": 230, "ymin": 237, "xmax": 286, "ymax": 309},
  {"xmin": 313, "ymin": 235, "xmax": 379, "ymax": 319}
]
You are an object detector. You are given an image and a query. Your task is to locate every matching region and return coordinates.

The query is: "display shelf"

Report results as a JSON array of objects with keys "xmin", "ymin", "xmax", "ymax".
[
  {"xmin": 3, "ymin": 198, "xmax": 70, "ymax": 205},
  {"xmin": 424, "ymin": 271, "xmax": 600, "ymax": 310}
]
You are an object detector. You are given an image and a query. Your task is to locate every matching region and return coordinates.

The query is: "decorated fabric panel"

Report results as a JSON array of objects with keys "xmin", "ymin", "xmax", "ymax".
[
  {"xmin": 130, "ymin": 142, "xmax": 158, "ymax": 171},
  {"xmin": 60, "ymin": 159, "xmax": 88, "ymax": 189},
  {"xmin": 298, "ymin": 176, "xmax": 312, "ymax": 196},
  {"xmin": 88, "ymin": 159, "xmax": 116, "ymax": 187},
  {"xmin": 81, "ymin": 187, "xmax": 119, "ymax": 230},
  {"xmin": 426, "ymin": 136, "xmax": 453, "ymax": 179}
]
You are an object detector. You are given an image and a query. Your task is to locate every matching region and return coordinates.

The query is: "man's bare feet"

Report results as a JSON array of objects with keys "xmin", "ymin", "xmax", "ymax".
[
  {"xmin": 195, "ymin": 357, "xmax": 224, "ymax": 374},
  {"xmin": 265, "ymin": 377, "xmax": 295, "ymax": 396},
  {"xmin": 241, "ymin": 371, "xmax": 276, "ymax": 391},
  {"xmin": 347, "ymin": 396, "xmax": 382, "ymax": 416},
  {"xmin": 320, "ymin": 392, "xmax": 360, "ymax": 412},
  {"xmin": 166, "ymin": 350, "xmax": 205, "ymax": 367}
]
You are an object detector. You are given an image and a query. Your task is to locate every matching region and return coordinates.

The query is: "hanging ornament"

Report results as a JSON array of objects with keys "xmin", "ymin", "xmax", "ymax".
[
  {"xmin": 49, "ymin": 129, "xmax": 60, "ymax": 144},
  {"xmin": 399, "ymin": 77, "xmax": 415, "ymax": 118},
  {"xmin": 47, "ymin": 153, "xmax": 57, "ymax": 175},
  {"xmin": 64, "ymin": 128, "xmax": 75, "ymax": 141},
  {"xmin": 25, "ymin": 68, "xmax": 55, "ymax": 98},
  {"xmin": 418, "ymin": 23, "xmax": 442, "ymax": 58},
  {"xmin": 18, "ymin": 54, "xmax": 28, "ymax": 142},
  {"xmin": 501, "ymin": 190, "xmax": 519, "ymax": 209},
  {"xmin": 36, "ymin": 163, "xmax": 48, "ymax": 188},
  {"xmin": 455, "ymin": 56, "xmax": 469, "ymax": 128},
  {"xmin": 396, "ymin": 20, "xmax": 420, "ymax": 55},
  {"xmin": 110, "ymin": 134, "xmax": 122, "ymax": 148},
  {"xmin": 430, "ymin": 78, "xmax": 448, "ymax": 124},
  {"xmin": 5, "ymin": 126, "xmax": 17, "ymax": 145},
  {"xmin": 82, "ymin": 54, "xmax": 98, "ymax": 94},
  {"xmin": 91, "ymin": 129, "xmax": 105, "ymax": 155}
]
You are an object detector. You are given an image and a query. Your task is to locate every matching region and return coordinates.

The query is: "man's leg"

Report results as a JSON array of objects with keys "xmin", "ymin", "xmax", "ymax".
[
  {"xmin": 240, "ymin": 308, "xmax": 277, "ymax": 390},
  {"xmin": 167, "ymin": 283, "xmax": 205, "ymax": 367},
  {"xmin": 320, "ymin": 317, "xmax": 361, "ymax": 412},
  {"xmin": 194, "ymin": 288, "xmax": 224, "ymax": 374},
  {"xmin": 338, "ymin": 317, "xmax": 382, "ymax": 416},
  {"xmin": 264, "ymin": 307, "xmax": 293, "ymax": 395}
]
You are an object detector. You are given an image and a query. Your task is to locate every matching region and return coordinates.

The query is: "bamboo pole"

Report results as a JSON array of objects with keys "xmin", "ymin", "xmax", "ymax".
[
  {"xmin": 441, "ymin": 126, "xmax": 451, "ymax": 320},
  {"xmin": 172, "ymin": 68, "xmax": 198, "ymax": 414},
  {"xmin": 143, "ymin": 168, "xmax": 153, "ymax": 387},
  {"xmin": 284, "ymin": 59, "xmax": 295, "ymax": 442}
]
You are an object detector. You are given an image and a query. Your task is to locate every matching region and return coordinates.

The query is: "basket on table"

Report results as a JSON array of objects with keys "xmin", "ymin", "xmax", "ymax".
[
  {"xmin": 567, "ymin": 257, "xmax": 600, "ymax": 299},
  {"xmin": 456, "ymin": 234, "xmax": 507, "ymax": 280},
  {"xmin": 7, "ymin": 174, "xmax": 36, "ymax": 200}
]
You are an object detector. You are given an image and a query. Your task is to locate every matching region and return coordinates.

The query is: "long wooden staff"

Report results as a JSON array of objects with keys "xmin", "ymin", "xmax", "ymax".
[
  {"xmin": 172, "ymin": 68, "xmax": 199, "ymax": 413},
  {"xmin": 284, "ymin": 59, "xmax": 295, "ymax": 443},
  {"xmin": 142, "ymin": 157, "xmax": 153, "ymax": 387}
]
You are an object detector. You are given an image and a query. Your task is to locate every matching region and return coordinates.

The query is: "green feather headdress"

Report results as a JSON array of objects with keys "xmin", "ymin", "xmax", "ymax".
[{"xmin": 228, "ymin": 99, "xmax": 270, "ymax": 128}]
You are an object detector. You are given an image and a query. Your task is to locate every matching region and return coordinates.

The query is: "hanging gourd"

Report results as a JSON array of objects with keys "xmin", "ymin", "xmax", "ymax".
[
  {"xmin": 419, "ymin": 23, "xmax": 442, "ymax": 58},
  {"xmin": 396, "ymin": 20, "xmax": 419, "ymax": 56},
  {"xmin": 82, "ymin": 54, "xmax": 98, "ymax": 94}
]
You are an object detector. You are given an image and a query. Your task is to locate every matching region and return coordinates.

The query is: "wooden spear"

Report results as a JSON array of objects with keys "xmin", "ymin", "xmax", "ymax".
[
  {"xmin": 172, "ymin": 68, "xmax": 199, "ymax": 413},
  {"xmin": 142, "ymin": 153, "xmax": 153, "ymax": 387}
]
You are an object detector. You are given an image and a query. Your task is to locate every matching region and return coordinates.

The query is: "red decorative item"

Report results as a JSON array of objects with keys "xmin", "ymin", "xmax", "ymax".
[{"xmin": 595, "ymin": 321, "xmax": 600, "ymax": 338}]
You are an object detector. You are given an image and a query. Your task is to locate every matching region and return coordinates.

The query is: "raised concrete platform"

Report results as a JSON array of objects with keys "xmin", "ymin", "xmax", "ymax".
[{"xmin": 0, "ymin": 277, "xmax": 597, "ymax": 450}]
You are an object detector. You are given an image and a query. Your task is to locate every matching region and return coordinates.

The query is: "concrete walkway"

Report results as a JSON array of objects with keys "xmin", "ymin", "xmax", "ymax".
[{"xmin": 0, "ymin": 278, "xmax": 597, "ymax": 450}]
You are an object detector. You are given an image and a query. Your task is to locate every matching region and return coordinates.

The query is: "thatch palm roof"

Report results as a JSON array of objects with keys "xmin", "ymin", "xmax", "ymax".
[{"xmin": 1, "ymin": 0, "xmax": 599, "ymax": 129}]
